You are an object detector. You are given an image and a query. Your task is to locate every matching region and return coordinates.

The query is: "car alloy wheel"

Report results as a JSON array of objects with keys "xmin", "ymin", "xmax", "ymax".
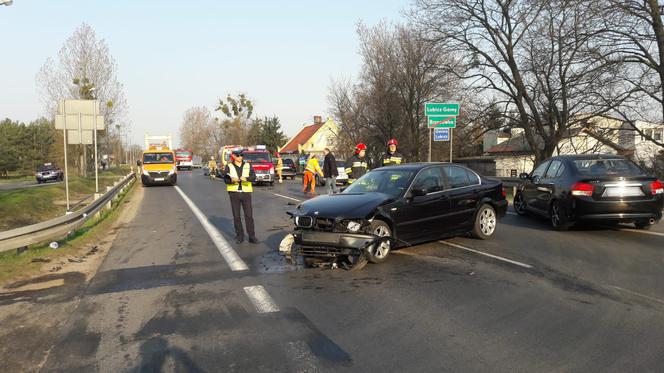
[
  {"xmin": 366, "ymin": 221, "xmax": 392, "ymax": 263},
  {"xmin": 513, "ymin": 193, "xmax": 527, "ymax": 215},
  {"xmin": 550, "ymin": 201, "xmax": 569, "ymax": 231},
  {"xmin": 471, "ymin": 204, "xmax": 497, "ymax": 239}
]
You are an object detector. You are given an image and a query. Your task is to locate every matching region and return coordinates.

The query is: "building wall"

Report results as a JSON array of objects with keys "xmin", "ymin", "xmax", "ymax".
[
  {"xmin": 298, "ymin": 118, "xmax": 339, "ymax": 157},
  {"xmin": 494, "ymin": 155, "xmax": 535, "ymax": 177}
]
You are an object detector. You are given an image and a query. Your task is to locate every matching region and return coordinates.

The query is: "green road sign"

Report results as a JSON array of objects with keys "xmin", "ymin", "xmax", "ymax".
[
  {"xmin": 428, "ymin": 116, "xmax": 457, "ymax": 128},
  {"xmin": 425, "ymin": 103, "xmax": 460, "ymax": 117}
]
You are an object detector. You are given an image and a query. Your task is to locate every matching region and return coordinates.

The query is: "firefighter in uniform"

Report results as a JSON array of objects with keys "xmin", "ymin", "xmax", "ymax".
[
  {"xmin": 345, "ymin": 143, "xmax": 369, "ymax": 183},
  {"xmin": 303, "ymin": 155, "xmax": 324, "ymax": 195},
  {"xmin": 208, "ymin": 156, "xmax": 217, "ymax": 179},
  {"xmin": 377, "ymin": 138, "xmax": 405, "ymax": 168},
  {"xmin": 223, "ymin": 150, "xmax": 258, "ymax": 244},
  {"xmin": 275, "ymin": 152, "xmax": 283, "ymax": 184}
]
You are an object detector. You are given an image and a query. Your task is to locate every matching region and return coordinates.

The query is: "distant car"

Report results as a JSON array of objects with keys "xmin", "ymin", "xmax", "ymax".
[
  {"xmin": 35, "ymin": 163, "xmax": 63, "ymax": 184},
  {"xmin": 280, "ymin": 158, "xmax": 297, "ymax": 180},
  {"xmin": 513, "ymin": 154, "xmax": 664, "ymax": 230},
  {"xmin": 289, "ymin": 163, "xmax": 507, "ymax": 270}
]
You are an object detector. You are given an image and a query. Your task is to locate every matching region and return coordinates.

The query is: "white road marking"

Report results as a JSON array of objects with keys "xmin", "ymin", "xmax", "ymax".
[
  {"xmin": 285, "ymin": 341, "xmax": 318, "ymax": 372},
  {"xmin": 244, "ymin": 285, "xmax": 280, "ymax": 313},
  {"xmin": 618, "ymin": 228, "xmax": 664, "ymax": 237},
  {"xmin": 438, "ymin": 240, "xmax": 534, "ymax": 269},
  {"xmin": 605, "ymin": 285, "xmax": 664, "ymax": 306},
  {"xmin": 273, "ymin": 193, "xmax": 302, "ymax": 203},
  {"xmin": 174, "ymin": 186, "xmax": 249, "ymax": 271},
  {"xmin": 506, "ymin": 211, "xmax": 518, "ymax": 216}
]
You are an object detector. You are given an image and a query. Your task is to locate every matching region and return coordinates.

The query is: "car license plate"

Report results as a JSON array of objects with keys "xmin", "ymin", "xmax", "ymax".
[
  {"xmin": 154, "ymin": 177, "xmax": 164, "ymax": 181},
  {"xmin": 302, "ymin": 231, "xmax": 339, "ymax": 244},
  {"xmin": 603, "ymin": 186, "xmax": 643, "ymax": 197}
]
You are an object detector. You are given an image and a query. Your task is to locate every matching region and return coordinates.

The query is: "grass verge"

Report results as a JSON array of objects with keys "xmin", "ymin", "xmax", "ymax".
[
  {"xmin": 0, "ymin": 166, "xmax": 131, "ymax": 231},
  {"xmin": 0, "ymin": 176, "xmax": 137, "ymax": 286}
]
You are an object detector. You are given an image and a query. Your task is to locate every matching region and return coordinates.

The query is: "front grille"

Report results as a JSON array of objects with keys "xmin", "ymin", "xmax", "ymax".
[
  {"xmin": 315, "ymin": 218, "xmax": 335, "ymax": 231},
  {"xmin": 295, "ymin": 216, "xmax": 313, "ymax": 228},
  {"xmin": 148, "ymin": 171, "xmax": 169, "ymax": 177}
]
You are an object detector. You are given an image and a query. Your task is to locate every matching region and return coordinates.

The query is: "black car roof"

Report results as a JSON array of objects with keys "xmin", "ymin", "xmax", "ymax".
[{"xmin": 551, "ymin": 154, "xmax": 627, "ymax": 161}]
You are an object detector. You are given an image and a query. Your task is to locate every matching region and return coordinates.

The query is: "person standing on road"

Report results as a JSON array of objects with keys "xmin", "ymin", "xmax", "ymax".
[
  {"xmin": 345, "ymin": 143, "xmax": 369, "ymax": 184},
  {"xmin": 275, "ymin": 152, "xmax": 283, "ymax": 184},
  {"xmin": 322, "ymin": 147, "xmax": 339, "ymax": 194},
  {"xmin": 223, "ymin": 150, "xmax": 258, "ymax": 244},
  {"xmin": 208, "ymin": 156, "xmax": 217, "ymax": 179},
  {"xmin": 303, "ymin": 154, "xmax": 323, "ymax": 195},
  {"xmin": 377, "ymin": 138, "xmax": 405, "ymax": 168}
]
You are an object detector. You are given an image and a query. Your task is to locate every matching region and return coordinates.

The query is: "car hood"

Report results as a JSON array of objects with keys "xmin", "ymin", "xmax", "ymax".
[{"xmin": 296, "ymin": 192, "xmax": 394, "ymax": 219}]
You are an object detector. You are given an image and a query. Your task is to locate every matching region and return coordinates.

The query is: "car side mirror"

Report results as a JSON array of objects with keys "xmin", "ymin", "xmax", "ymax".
[
  {"xmin": 519, "ymin": 172, "xmax": 529, "ymax": 180},
  {"xmin": 136, "ymin": 160, "xmax": 142, "ymax": 166},
  {"xmin": 411, "ymin": 188, "xmax": 427, "ymax": 197}
]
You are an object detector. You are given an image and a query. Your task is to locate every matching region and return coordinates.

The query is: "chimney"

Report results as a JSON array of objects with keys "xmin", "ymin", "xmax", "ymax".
[{"xmin": 314, "ymin": 115, "xmax": 322, "ymax": 125}]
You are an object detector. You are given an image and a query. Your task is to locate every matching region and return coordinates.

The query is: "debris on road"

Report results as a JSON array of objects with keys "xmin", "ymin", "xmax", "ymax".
[
  {"xmin": 30, "ymin": 257, "xmax": 51, "ymax": 263},
  {"xmin": 49, "ymin": 242, "xmax": 59, "ymax": 250}
]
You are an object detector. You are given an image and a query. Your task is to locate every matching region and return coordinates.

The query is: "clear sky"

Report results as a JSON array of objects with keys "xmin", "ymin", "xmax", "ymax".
[{"xmin": 0, "ymin": 0, "xmax": 408, "ymax": 147}]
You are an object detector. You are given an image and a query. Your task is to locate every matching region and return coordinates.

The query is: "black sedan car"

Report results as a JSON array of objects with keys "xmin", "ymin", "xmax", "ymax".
[
  {"xmin": 513, "ymin": 154, "xmax": 664, "ymax": 230},
  {"xmin": 286, "ymin": 163, "xmax": 508, "ymax": 270},
  {"xmin": 35, "ymin": 163, "xmax": 64, "ymax": 183},
  {"xmin": 280, "ymin": 158, "xmax": 297, "ymax": 180}
]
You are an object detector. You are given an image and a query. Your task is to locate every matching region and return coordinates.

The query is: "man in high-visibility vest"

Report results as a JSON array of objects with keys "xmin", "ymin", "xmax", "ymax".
[
  {"xmin": 275, "ymin": 152, "xmax": 283, "ymax": 184},
  {"xmin": 303, "ymin": 155, "xmax": 324, "ymax": 195},
  {"xmin": 345, "ymin": 143, "xmax": 369, "ymax": 183},
  {"xmin": 223, "ymin": 150, "xmax": 258, "ymax": 244}
]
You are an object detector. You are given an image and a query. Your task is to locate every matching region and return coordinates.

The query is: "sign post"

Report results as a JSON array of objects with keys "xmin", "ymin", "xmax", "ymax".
[
  {"xmin": 425, "ymin": 103, "xmax": 459, "ymax": 162},
  {"xmin": 55, "ymin": 100, "xmax": 105, "ymax": 213}
]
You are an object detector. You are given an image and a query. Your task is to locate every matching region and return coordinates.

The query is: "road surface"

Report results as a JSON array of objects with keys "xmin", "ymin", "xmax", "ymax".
[{"xmin": 1, "ymin": 169, "xmax": 663, "ymax": 372}]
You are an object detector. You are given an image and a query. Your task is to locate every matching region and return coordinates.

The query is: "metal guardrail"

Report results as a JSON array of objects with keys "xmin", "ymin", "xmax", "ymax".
[{"xmin": 0, "ymin": 172, "xmax": 136, "ymax": 253}]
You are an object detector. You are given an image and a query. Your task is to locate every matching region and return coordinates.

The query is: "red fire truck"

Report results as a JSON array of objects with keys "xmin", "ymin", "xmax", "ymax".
[
  {"xmin": 175, "ymin": 148, "xmax": 193, "ymax": 170},
  {"xmin": 241, "ymin": 145, "xmax": 275, "ymax": 185}
]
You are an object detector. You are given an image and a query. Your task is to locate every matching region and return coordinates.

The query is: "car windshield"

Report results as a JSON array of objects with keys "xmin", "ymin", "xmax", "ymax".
[
  {"xmin": 336, "ymin": 160, "xmax": 345, "ymax": 168},
  {"xmin": 176, "ymin": 151, "xmax": 191, "ymax": 157},
  {"xmin": 243, "ymin": 152, "xmax": 272, "ymax": 163},
  {"xmin": 343, "ymin": 169, "xmax": 414, "ymax": 197},
  {"xmin": 38, "ymin": 165, "xmax": 57, "ymax": 171},
  {"xmin": 284, "ymin": 159, "xmax": 295, "ymax": 165},
  {"xmin": 572, "ymin": 158, "xmax": 645, "ymax": 177},
  {"xmin": 143, "ymin": 153, "xmax": 174, "ymax": 164}
]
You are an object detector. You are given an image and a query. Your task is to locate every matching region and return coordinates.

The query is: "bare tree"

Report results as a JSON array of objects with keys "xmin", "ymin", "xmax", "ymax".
[
  {"xmin": 36, "ymin": 23, "xmax": 129, "ymax": 173},
  {"xmin": 595, "ymin": 0, "xmax": 664, "ymax": 149},
  {"xmin": 179, "ymin": 107, "xmax": 219, "ymax": 160},
  {"xmin": 329, "ymin": 22, "xmax": 461, "ymax": 162},
  {"xmin": 412, "ymin": 0, "xmax": 618, "ymax": 163}
]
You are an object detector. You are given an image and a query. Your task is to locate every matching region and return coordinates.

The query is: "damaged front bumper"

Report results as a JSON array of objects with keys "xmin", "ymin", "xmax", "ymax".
[{"xmin": 293, "ymin": 230, "xmax": 377, "ymax": 258}]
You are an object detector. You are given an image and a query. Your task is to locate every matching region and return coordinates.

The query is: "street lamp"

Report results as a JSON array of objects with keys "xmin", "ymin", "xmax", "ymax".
[{"xmin": 0, "ymin": 0, "xmax": 13, "ymax": 6}]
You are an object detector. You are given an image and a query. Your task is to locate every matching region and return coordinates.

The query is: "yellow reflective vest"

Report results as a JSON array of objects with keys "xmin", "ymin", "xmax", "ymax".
[
  {"xmin": 226, "ymin": 162, "xmax": 253, "ymax": 192},
  {"xmin": 305, "ymin": 158, "xmax": 322, "ymax": 175}
]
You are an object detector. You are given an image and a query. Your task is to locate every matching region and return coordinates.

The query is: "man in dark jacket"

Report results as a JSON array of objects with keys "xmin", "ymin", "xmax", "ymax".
[
  {"xmin": 223, "ymin": 150, "xmax": 258, "ymax": 244},
  {"xmin": 377, "ymin": 138, "xmax": 405, "ymax": 168},
  {"xmin": 322, "ymin": 147, "xmax": 339, "ymax": 194}
]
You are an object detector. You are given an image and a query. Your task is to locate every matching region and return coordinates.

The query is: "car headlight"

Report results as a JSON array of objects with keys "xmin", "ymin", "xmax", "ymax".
[
  {"xmin": 347, "ymin": 221, "xmax": 362, "ymax": 233},
  {"xmin": 270, "ymin": 168, "xmax": 274, "ymax": 174},
  {"xmin": 169, "ymin": 165, "xmax": 177, "ymax": 175},
  {"xmin": 142, "ymin": 168, "xmax": 150, "ymax": 176}
]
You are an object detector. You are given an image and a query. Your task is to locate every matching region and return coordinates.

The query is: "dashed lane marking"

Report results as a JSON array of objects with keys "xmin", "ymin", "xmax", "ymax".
[
  {"xmin": 273, "ymin": 193, "xmax": 302, "ymax": 203},
  {"xmin": 174, "ymin": 186, "xmax": 249, "ymax": 271},
  {"xmin": 244, "ymin": 285, "xmax": 280, "ymax": 313},
  {"xmin": 438, "ymin": 240, "xmax": 534, "ymax": 269},
  {"xmin": 506, "ymin": 211, "xmax": 518, "ymax": 216}
]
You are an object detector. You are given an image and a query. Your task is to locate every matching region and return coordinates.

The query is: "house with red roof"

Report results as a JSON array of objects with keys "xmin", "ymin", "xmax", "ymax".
[{"xmin": 280, "ymin": 116, "xmax": 339, "ymax": 158}]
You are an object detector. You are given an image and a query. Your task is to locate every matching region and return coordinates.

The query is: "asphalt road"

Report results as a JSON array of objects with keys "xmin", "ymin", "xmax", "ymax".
[
  {"xmin": 3, "ymin": 169, "xmax": 664, "ymax": 372},
  {"xmin": 0, "ymin": 179, "xmax": 61, "ymax": 191}
]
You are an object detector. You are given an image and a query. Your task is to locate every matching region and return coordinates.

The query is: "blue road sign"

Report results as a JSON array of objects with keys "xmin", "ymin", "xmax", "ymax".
[{"xmin": 434, "ymin": 128, "xmax": 450, "ymax": 141}]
